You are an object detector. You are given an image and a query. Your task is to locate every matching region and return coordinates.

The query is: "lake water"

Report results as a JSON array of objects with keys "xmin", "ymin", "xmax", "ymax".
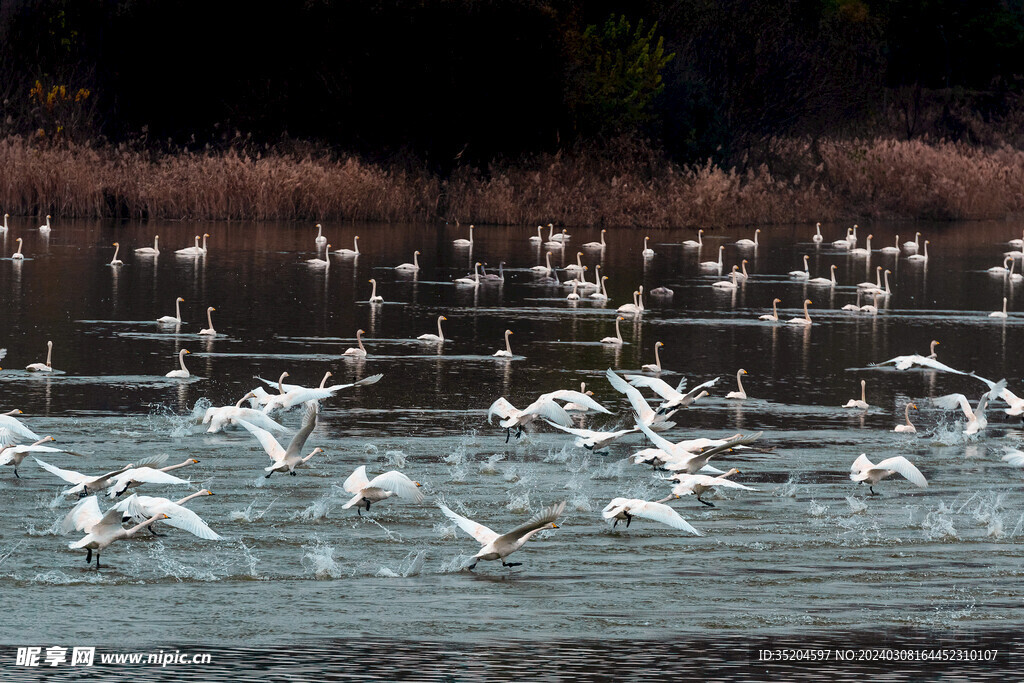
[{"xmin": 0, "ymin": 219, "xmax": 1022, "ymax": 677}]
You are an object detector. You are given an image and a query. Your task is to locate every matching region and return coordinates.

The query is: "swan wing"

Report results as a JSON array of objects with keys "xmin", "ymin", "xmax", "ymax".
[
  {"xmin": 850, "ymin": 453, "xmax": 874, "ymax": 474},
  {"xmin": 236, "ymin": 419, "xmax": 286, "ymax": 462},
  {"xmin": 605, "ymin": 368, "xmax": 653, "ymax": 420},
  {"xmin": 624, "ymin": 500, "xmax": 703, "ymax": 535},
  {"xmin": 0, "ymin": 415, "xmax": 40, "ymax": 442},
  {"xmin": 151, "ymin": 501, "xmax": 221, "ymax": 540},
  {"xmin": 874, "ymin": 456, "xmax": 928, "ymax": 487},
  {"xmin": 500, "ymin": 501, "xmax": 566, "ymax": 541},
  {"xmin": 90, "ymin": 506, "xmax": 132, "ymax": 534},
  {"xmin": 60, "ymin": 496, "xmax": 104, "ymax": 533},
  {"xmin": 255, "ymin": 375, "xmax": 302, "ymax": 393},
  {"xmin": 675, "ymin": 474, "xmax": 756, "ymax": 491},
  {"xmin": 34, "ymin": 458, "xmax": 90, "ymax": 484},
  {"xmin": 487, "ymin": 397, "xmax": 517, "ymax": 424},
  {"xmin": 933, "ymin": 393, "xmax": 973, "ymax": 419},
  {"xmin": 521, "ymin": 399, "xmax": 573, "ymax": 427},
  {"xmin": 325, "ymin": 373, "xmax": 384, "ymax": 392},
  {"xmin": 910, "ymin": 358, "xmax": 969, "ymax": 375},
  {"xmin": 624, "ymin": 375, "xmax": 680, "ymax": 400},
  {"xmin": 635, "ymin": 419, "xmax": 677, "ymax": 453},
  {"xmin": 114, "ymin": 467, "xmax": 189, "ymax": 486},
  {"xmin": 235, "ymin": 410, "xmax": 288, "ymax": 434},
  {"xmin": 133, "ymin": 453, "xmax": 170, "ymax": 469},
  {"xmin": 544, "ymin": 421, "xmax": 593, "ymax": 438},
  {"xmin": 683, "ymin": 377, "xmax": 722, "ymax": 401},
  {"xmin": 540, "ymin": 390, "xmax": 611, "ymax": 414},
  {"xmin": 342, "ymin": 465, "xmax": 371, "ymax": 494},
  {"xmin": 438, "ymin": 503, "xmax": 499, "ymax": 545},
  {"xmin": 367, "ymin": 471, "xmax": 424, "ymax": 503},
  {"xmin": 284, "ymin": 401, "xmax": 319, "ymax": 457},
  {"xmin": 602, "ymin": 498, "xmax": 630, "ymax": 519}
]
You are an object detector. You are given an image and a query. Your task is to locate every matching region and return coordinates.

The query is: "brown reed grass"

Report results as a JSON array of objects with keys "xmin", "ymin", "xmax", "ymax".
[{"xmin": 1, "ymin": 135, "xmax": 1022, "ymax": 226}]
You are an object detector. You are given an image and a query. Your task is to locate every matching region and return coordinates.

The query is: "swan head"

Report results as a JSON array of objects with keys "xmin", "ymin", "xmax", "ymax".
[
  {"xmin": 655, "ymin": 341, "xmax": 664, "ymax": 348},
  {"xmin": 315, "ymin": 223, "xmax": 322, "ymax": 229},
  {"xmin": 547, "ymin": 522, "xmax": 559, "ymax": 529},
  {"xmin": 504, "ymin": 329, "xmax": 513, "ymax": 337},
  {"xmin": 189, "ymin": 458, "xmax": 199, "ymax": 464},
  {"xmin": 414, "ymin": 250, "xmax": 420, "ymax": 255},
  {"xmin": 177, "ymin": 297, "xmax": 184, "ymax": 303},
  {"xmin": 325, "ymin": 244, "xmax": 331, "ymax": 250},
  {"xmin": 773, "ymin": 298, "xmax": 781, "ymax": 303},
  {"xmin": 356, "ymin": 329, "xmax": 365, "ymax": 336},
  {"xmin": 281, "ymin": 372, "xmax": 290, "ymax": 379},
  {"xmin": 46, "ymin": 214, "xmax": 51, "ymax": 219},
  {"xmin": 199, "ymin": 489, "xmax": 213, "ymax": 496},
  {"xmin": 182, "ymin": 349, "xmax": 191, "ymax": 355},
  {"xmin": 16, "ymin": 237, "xmax": 22, "ymax": 244},
  {"xmin": 113, "ymin": 242, "xmax": 119, "ymax": 246},
  {"xmin": 355, "ymin": 235, "xmax": 360, "ymax": 240},
  {"xmin": 311, "ymin": 447, "xmax": 325, "ymax": 455},
  {"xmin": 738, "ymin": 369, "xmax": 747, "ymax": 375},
  {"xmin": 414, "ymin": 481, "xmax": 423, "ymax": 488},
  {"xmin": 617, "ymin": 315, "xmax": 624, "ymax": 321},
  {"xmin": 46, "ymin": 340, "xmax": 52, "ymax": 349},
  {"xmin": 439, "ymin": 316, "xmax": 447, "ymax": 321},
  {"xmin": 909, "ymin": 404, "xmax": 917, "ymax": 411},
  {"xmin": 203, "ymin": 233, "xmax": 210, "ymax": 238},
  {"xmin": 208, "ymin": 307, "xmax": 216, "ymax": 312}
]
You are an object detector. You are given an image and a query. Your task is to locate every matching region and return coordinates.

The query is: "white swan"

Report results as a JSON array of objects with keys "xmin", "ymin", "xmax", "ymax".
[
  {"xmin": 0, "ymin": 409, "xmax": 40, "ymax": 449},
  {"xmin": 259, "ymin": 374, "xmax": 382, "ymax": 414},
  {"xmin": 238, "ymin": 401, "xmax": 323, "ymax": 477},
  {"xmin": 307, "ymin": 246, "xmax": 331, "ymax": 267},
  {"xmin": 63, "ymin": 496, "xmax": 168, "ymax": 568},
  {"xmin": 735, "ymin": 259, "xmax": 750, "ymax": 281},
  {"xmin": 842, "ymin": 290, "xmax": 863, "ymax": 311},
  {"xmin": 683, "ymin": 229, "xmax": 703, "ymax": 247},
  {"xmin": 113, "ymin": 490, "xmax": 220, "ymax": 540},
  {"xmin": 589, "ymin": 275, "xmax": 609, "ymax": 301},
  {"xmin": 907, "ymin": 239, "xmax": 929, "ymax": 261},
  {"xmin": 439, "ymin": 501, "xmax": 565, "ymax": 570},
  {"xmin": 849, "ymin": 234, "xmax": 873, "ymax": 257},
  {"xmin": 725, "ymin": 369, "xmax": 747, "ymax": 399},
  {"xmin": 566, "ymin": 281, "xmax": 580, "ymax": 301},
  {"xmin": 562, "ymin": 382, "xmax": 598, "ymax": 412},
  {"xmin": 786, "ymin": 299, "xmax": 813, "ymax": 325},
  {"xmin": 880, "ymin": 235, "xmax": 900, "ymax": 254},
  {"xmin": 850, "ymin": 454, "xmax": 927, "ymax": 494},
  {"xmin": 0, "ymin": 213, "xmax": 8, "ymax": 231},
  {"xmin": 0, "ymin": 437, "xmax": 73, "ymax": 478},
  {"xmin": 863, "ymin": 268, "xmax": 892, "ymax": 298},
  {"xmin": 789, "ymin": 254, "xmax": 810, "ymax": 279},
  {"xmin": 848, "ymin": 224, "xmax": 859, "ymax": 245},
  {"xmin": 199, "ymin": 306, "xmax": 217, "ymax": 335},
  {"xmin": 812, "ymin": 222, "xmax": 823, "ymax": 243},
  {"xmin": 549, "ymin": 223, "xmax": 571, "ymax": 241},
  {"xmin": 712, "ymin": 266, "xmax": 740, "ymax": 289},
  {"xmin": 808, "ymin": 264, "xmax": 837, "ymax": 286},
  {"xmin": 991, "ymin": 297, "xmax": 1009, "ymax": 318},
  {"xmin": 418, "ymin": 315, "xmax": 447, "ymax": 342},
  {"xmin": 157, "ymin": 297, "xmax": 185, "ymax": 324},
  {"xmin": 488, "ymin": 389, "xmax": 609, "ymax": 441},
  {"xmin": 108, "ymin": 242, "xmax": 124, "ymax": 266},
  {"xmin": 35, "ymin": 458, "xmax": 137, "ymax": 497},
  {"xmin": 872, "ymin": 342, "xmax": 969, "ymax": 375},
  {"xmin": 368, "ymin": 278, "xmax": 384, "ymax": 303},
  {"xmin": 642, "ymin": 341, "xmax": 663, "ymax": 372},
  {"xmin": 600, "ymin": 316, "xmax": 625, "ymax": 345},
  {"xmin": 482, "ymin": 262, "xmax": 505, "ymax": 282},
  {"xmin": 38, "ymin": 214, "xmax": 51, "ymax": 233},
  {"xmin": 636, "ymin": 421, "xmax": 762, "ymax": 473},
  {"xmin": 564, "ymin": 251, "xmax": 585, "ymax": 273},
  {"xmin": 531, "ymin": 251, "xmax": 554, "ymax": 275},
  {"xmin": 135, "ymin": 234, "xmax": 160, "ymax": 255},
  {"xmin": 735, "ymin": 228, "xmax": 760, "ymax": 248},
  {"xmin": 843, "ymin": 379, "xmax": 868, "ymax": 409},
  {"xmin": 546, "ymin": 422, "xmax": 639, "ymax": 451},
  {"xmin": 1010, "ymin": 229, "xmax": 1024, "ymax": 249},
  {"xmin": 25, "ymin": 340, "xmax": 54, "ymax": 372},
  {"xmin": 933, "ymin": 380, "xmax": 1005, "ymax": 435},
  {"xmin": 453, "ymin": 224, "xmax": 474, "ymax": 247},
  {"xmin": 529, "ymin": 225, "xmax": 543, "ymax": 243},
  {"xmin": 832, "ymin": 228, "xmax": 852, "ymax": 248},
  {"xmin": 106, "ymin": 458, "xmax": 198, "ymax": 497},
  {"xmin": 176, "ymin": 233, "xmax": 209, "ymax": 256},
  {"xmin": 334, "ymin": 235, "xmax": 360, "ymax": 256},
  {"xmin": 699, "ymin": 245, "xmax": 725, "ymax": 270},
  {"xmin": 493, "ymin": 329, "xmax": 514, "ymax": 358},
  {"xmin": 583, "ymin": 230, "xmax": 607, "ymax": 249},
  {"xmin": 202, "ymin": 393, "xmax": 288, "ymax": 434},
  {"xmin": 11, "ymin": 237, "xmax": 24, "ymax": 259},
  {"xmin": 903, "ymin": 232, "xmax": 921, "ymax": 253},
  {"xmin": 1010, "ymin": 258, "xmax": 1023, "ymax": 282},
  {"xmin": 857, "ymin": 265, "xmax": 882, "ymax": 289},
  {"xmin": 667, "ymin": 469, "xmax": 757, "ymax": 507},
  {"xmin": 343, "ymin": 329, "xmax": 367, "ymax": 357},
  {"xmin": 617, "ymin": 285, "xmax": 645, "ymax": 314},
  {"xmin": 314, "ymin": 223, "xmax": 327, "ymax": 245},
  {"xmin": 395, "ymin": 250, "xmax": 420, "ymax": 272},
  {"xmin": 894, "ymin": 403, "xmax": 917, "ymax": 433},
  {"xmin": 605, "ymin": 368, "xmax": 698, "ymax": 431},
  {"xmin": 759, "ymin": 298, "xmax": 782, "ymax": 321},
  {"xmin": 165, "ymin": 349, "xmax": 192, "ymax": 378},
  {"xmin": 988, "ymin": 256, "xmax": 1013, "ymax": 275},
  {"xmin": 454, "ymin": 263, "xmax": 482, "ymax": 286},
  {"xmin": 860, "ymin": 292, "xmax": 881, "ymax": 314},
  {"xmin": 624, "ymin": 373, "xmax": 719, "ymax": 415},
  {"xmin": 341, "ymin": 465, "xmax": 423, "ymax": 514},
  {"xmin": 601, "ymin": 497, "xmax": 701, "ymax": 534},
  {"xmin": 641, "ymin": 236, "xmax": 655, "ymax": 258},
  {"xmin": 971, "ymin": 374, "xmax": 1024, "ymax": 416}
]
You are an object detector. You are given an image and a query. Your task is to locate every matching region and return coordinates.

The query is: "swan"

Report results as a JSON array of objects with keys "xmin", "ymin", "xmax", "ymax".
[
  {"xmin": 237, "ymin": 401, "xmax": 323, "ymax": 477},
  {"xmin": 759, "ymin": 298, "xmax": 782, "ymax": 321},
  {"xmin": 683, "ymin": 229, "xmax": 703, "ymax": 247},
  {"xmin": 543, "ymin": 232, "xmax": 565, "ymax": 249},
  {"xmin": 583, "ymin": 229, "xmax": 607, "ymax": 249},
  {"xmin": 135, "ymin": 234, "xmax": 159, "ymax": 255},
  {"xmin": 38, "ymin": 214, "xmax": 51, "ymax": 233},
  {"xmin": 106, "ymin": 457, "xmax": 198, "ymax": 497},
  {"xmin": 488, "ymin": 389, "xmax": 609, "ymax": 440},
  {"xmin": 334, "ymin": 235, "xmax": 360, "ymax": 256},
  {"xmin": 988, "ymin": 256, "xmax": 1013, "ymax": 275},
  {"xmin": 903, "ymin": 232, "xmax": 921, "ymax": 253},
  {"xmin": 735, "ymin": 228, "xmax": 760, "ymax": 248},
  {"xmin": 786, "ymin": 299, "xmax": 813, "ymax": 325},
  {"xmin": 832, "ymin": 228, "xmax": 853, "ymax": 248},
  {"xmin": 1009, "ymin": 229, "xmax": 1024, "ymax": 248},
  {"xmin": 907, "ymin": 239, "xmax": 929, "ymax": 261},
  {"xmin": 991, "ymin": 297, "xmax": 1009, "ymax": 318},
  {"xmin": 933, "ymin": 380, "xmax": 1006, "ymax": 435},
  {"xmin": 108, "ymin": 242, "xmax": 123, "ymax": 266},
  {"xmin": 202, "ymin": 393, "xmax": 288, "ymax": 434},
  {"xmin": 624, "ymin": 374, "xmax": 719, "ymax": 415},
  {"xmin": 482, "ymin": 262, "xmax": 505, "ymax": 282},
  {"xmin": 157, "ymin": 297, "xmax": 185, "ymax": 324},
  {"xmin": 734, "ymin": 259, "xmax": 750, "ymax": 282},
  {"xmin": 605, "ymin": 368, "xmax": 698, "ymax": 431},
  {"xmin": 25, "ymin": 340, "xmax": 54, "ymax": 372},
  {"xmin": 199, "ymin": 306, "xmax": 217, "ymax": 335},
  {"xmin": 546, "ymin": 422, "xmax": 639, "ymax": 451},
  {"xmin": 872, "ymin": 342, "xmax": 969, "ymax": 375},
  {"xmin": 1, "ymin": 437, "xmax": 75, "ymax": 478},
  {"xmin": 712, "ymin": 266, "xmax": 740, "ymax": 289},
  {"xmin": 642, "ymin": 341, "xmax": 664, "ymax": 373},
  {"xmin": 418, "ymin": 315, "xmax": 447, "ymax": 342},
  {"xmin": 699, "ymin": 245, "xmax": 724, "ymax": 270},
  {"xmin": 971, "ymin": 374, "xmax": 1024, "ymax": 416},
  {"xmin": 1010, "ymin": 258, "xmax": 1023, "ymax": 282},
  {"xmin": 636, "ymin": 421, "xmax": 762, "ymax": 474},
  {"xmin": 589, "ymin": 275, "xmax": 609, "ymax": 301},
  {"xmin": 0, "ymin": 213, "xmax": 7, "ymax": 231},
  {"xmin": 549, "ymin": 223, "xmax": 571, "ymax": 241},
  {"xmin": 260, "ymin": 373, "xmax": 383, "ymax": 414},
  {"xmin": 562, "ymin": 382, "xmax": 598, "ymax": 412},
  {"xmin": 602, "ymin": 497, "xmax": 701, "ymax": 534},
  {"xmin": 453, "ymin": 224, "xmax": 474, "ymax": 247},
  {"xmin": 531, "ymin": 251, "xmax": 554, "ymax": 275},
  {"xmin": 439, "ymin": 501, "xmax": 565, "ymax": 570},
  {"xmin": 849, "ymin": 234, "xmax": 872, "ymax": 256},
  {"xmin": 808, "ymin": 264, "xmax": 837, "ymax": 286},
  {"xmin": 341, "ymin": 465, "xmax": 423, "ymax": 514},
  {"xmin": 666, "ymin": 469, "xmax": 757, "ymax": 507},
  {"xmin": 725, "ymin": 369, "xmax": 747, "ymax": 399},
  {"xmin": 894, "ymin": 403, "xmax": 917, "ymax": 433},
  {"xmin": 600, "ymin": 316, "xmax": 625, "ymax": 345},
  {"xmin": 843, "ymin": 379, "xmax": 869, "ymax": 409},
  {"xmin": 850, "ymin": 454, "xmax": 927, "ymax": 494},
  {"xmin": 566, "ymin": 281, "xmax": 580, "ymax": 301},
  {"xmin": 842, "ymin": 290, "xmax": 863, "ymax": 311},
  {"xmin": 641, "ymin": 236, "xmax": 655, "ymax": 258},
  {"xmin": 1001, "ymin": 449, "xmax": 1024, "ymax": 466},
  {"xmin": 863, "ymin": 269, "xmax": 892, "ymax": 298},
  {"xmin": 454, "ymin": 263, "xmax": 482, "ymax": 286},
  {"xmin": 113, "ymin": 490, "xmax": 220, "ymax": 539},
  {"xmin": 165, "ymin": 349, "xmax": 192, "ymax": 378},
  {"xmin": 879, "ymin": 235, "xmax": 899, "ymax": 255},
  {"xmin": 176, "ymin": 233, "xmax": 210, "ymax": 256},
  {"xmin": 493, "ymin": 329, "xmax": 514, "ymax": 358},
  {"xmin": 11, "ymin": 237, "xmax": 24, "ymax": 259},
  {"xmin": 617, "ymin": 285, "xmax": 645, "ymax": 314},
  {"xmin": 0, "ymin": 409, "xmax": 41, "ymax": 448},
  {"xmin": 307, "ymin": 247, "xmax": 331, "ymax": 267},
  {"xmin": 788, "ymin": 254, "xmax": 810, "ymax": 279},
  {"xmin": 812, "ymin": 222, "xmax": 823, "ymax": 243},
  {"xmin": 529, "ymin": 225, "xmax": 543, "ymax": 243},
  {"xmin": 848, "ymin": 224, "xmax": 858, "ymax": 245},
  {"xmin": 314, "ymin": 223, "xmax": 327, "ymax": 245},
  {"xmin": 649, "ymin": 285, "xmax": 673, "ymax": 299},
  {"xmin": 368, "ymin": 278, "xmax": 384, "ymax": 303},
  {"xmin": 564, "ymin": 251, "xmax": 585, "ymax": 273},
  {"xmin": 857, "ymin": 266, "xmax": 883, "ymax": 289},
  {"xmin": 343, "ymin": 329, "xmax": 367, "ymax": 357},
  {"xmin": 36, "ymin": 458, "xmax": 135, "ymax": 497},
  {"xmin": 63, "ymin": 496, "xmax": 168, "ymax": 568},
  {"xmin": 395, "ymin": 250, "xmax": 420, "ymax": 272},
  {"xmin": 860, "ymin": 292, "xmax": 882, "ymax": 314}
]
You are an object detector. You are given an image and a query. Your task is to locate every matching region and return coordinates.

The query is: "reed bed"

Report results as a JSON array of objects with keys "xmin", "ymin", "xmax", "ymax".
[{"xmin": 2, "ymin": 135, "xmax": 1023, "ymax": 226}]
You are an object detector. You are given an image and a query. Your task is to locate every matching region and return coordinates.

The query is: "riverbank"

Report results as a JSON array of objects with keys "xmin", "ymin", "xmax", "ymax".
[{"xmin": 2, "ymin": 135, "xmax": 1023, "ymax": 227}]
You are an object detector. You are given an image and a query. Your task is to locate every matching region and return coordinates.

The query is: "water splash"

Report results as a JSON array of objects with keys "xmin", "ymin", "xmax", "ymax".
[
  {"xmin": 807, "ymin": 500, "xmax": 828, "ymax": 517},
  {"xmin": 479, "ymin": 453, "xmax": 505, "ymax": 475},
  {"xmin": 845, "ymin": 496, "xmax": 867, "ymax": 513},
  {"xmin": 773, "ymin": 477, "xmax": 800, "ymax": 498},
  {"xmin": 300, "ymin": 538, "xmax": 344, "ymax": 579},
  {"xmin": 438, "ymin": 553, "xmax": 474, "ymax": 573},
  {"xmin": 230, "ymin": 496, "xmax": 279, "ymax": 522},
  {"xmin": 376, "ymin": 549, "xmax": 427, "ymax": 577},
  {"xmin": 384, "ymin": 450, "xmax": 407, "ymax": 468}
]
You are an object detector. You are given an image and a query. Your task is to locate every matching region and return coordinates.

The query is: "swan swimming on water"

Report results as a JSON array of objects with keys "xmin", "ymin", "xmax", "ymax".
[
  {"xmin": 135, "ymin": 235, "xmax": 160, "ymax": 255},
  {"xmin": 418, "ymin": 315, "xmax": 447, "ymax": 342},
  {"xmin": 894, "ymin": 403, "xmax": 917, "ymax": 433},
  {"xmin": 25, "ymin": 341, "xmax": 54, "ymax": 372},
  {"xmin": 157, "ymin": 297, "xmax": 185, "ymax": 324},
  {"xmin": 199, "ymin": 307, "xmax": 217, "ymax": 336},
  {"xmin": 165, "ymin": 349, "xmax": 192, "ymax": 378},
  {"xmin": 843, "ymin": 379, "xmax": 869, "ymax": 409}
]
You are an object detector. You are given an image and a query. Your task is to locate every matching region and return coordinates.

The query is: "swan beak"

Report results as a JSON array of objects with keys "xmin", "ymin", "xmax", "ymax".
[
  {"xmin": 184, "ymin": 350, "xmax": 191, "ymax": 354},
  {"xmin": 162, "ymin": 514, "xmax": 171, "ymax": 519},
  {"xmin": 441, "ymin": 316, "xmax": 447, "ymax": 321},
  {"xmin": 415, "ymin": 482, "xmax": 422, "ymax": 487},
  {"xmin": 191, "ymin": 459, "xmax": 199, "ymax": 463},
  {"xmin": 206, "ymin": 490, "xmax": 214, "ymax": 495},
  {"xmin": 550, "ymin": 523, "xmax": 559, "ymax": 529}
]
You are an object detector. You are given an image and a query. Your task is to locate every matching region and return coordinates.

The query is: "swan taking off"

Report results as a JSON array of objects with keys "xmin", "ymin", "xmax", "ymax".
[
  {"xmin": 843, "ymin": 379, "xmax": 869, "ymax": 409},
  {"xmin": 157, "ymin": 297, "xmax": 185, "ymax": 324},
  {"xmin": 199, "ymin": 307, "xmax": 217, "ymax": 336},
  {"xmin": 202, "ymin": 393, "xmax": 288, "ymax": 434},
  {"xmin": 624, "ymin": 373, "xmax": 719, "ymax": 415},
  {"xmin": 62, "ymin": 495, "xmax": 168, "ymax": 569},
  {"xmin": 34, "ymin": 455, "xmax": 177, "ymax": 497},
  {"xmin": 850, "ymin": 454, "xmax": 927, "ymax": 495},
  {"xmin": 165, "ymin": 349, "xmax": 192, "ymax": 378},
  {"xmin": 545, "ymin": 421, "xmax": 640, "ymax": 451},
  {"xmin": 933, "ymin": 380, "xmax": 1006, "ymax": 435},
  {"xmin": 0, "ymin": 436, "xmax": 74, "ymax": 478},
  {"xmin": 25, "ymin": 341, "xmax": 54, "ymax": 372},
  {"xmin": 488, "ymin": 389, "xmax": 610, "ymax": 441},
  {"xmin": 341, "ymin": 465, "xmax": 424, "ymax": 515},
  {"xmin": 106, "ymin": 457, "xmax": 198, "ymax": 498},
  {"xmin": 601, "ymin": 497, "xmax": 701, "ymax": 534},
  {"xmin": 236, "ymin": 400, "xmax": 323, "ymax": 477},
  {"xmin": 439, "ymin": 500, "xmax": 565, "ymax": 570},
  {"xmin": 894, "ymin": 403, "xmax": 917, "ymax": 433},
  {"xmin": 666, "ymin": 469, "xmax": 757, "ymax": 507},
  {"xmin": 112, "ymin": 490, "xmax": 221, "ymax": 540}
]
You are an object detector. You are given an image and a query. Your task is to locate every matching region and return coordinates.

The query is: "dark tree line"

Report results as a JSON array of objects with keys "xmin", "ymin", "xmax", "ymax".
[{"xmin": 2, "ymin": 0, "xmax": 1023, "ymax": 169}]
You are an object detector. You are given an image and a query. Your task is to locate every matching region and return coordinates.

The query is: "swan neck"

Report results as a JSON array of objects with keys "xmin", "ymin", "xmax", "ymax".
[
  {"xmin": 357, "ymin": 331, "xmax": 365, "ymax": 352},
  {"xmin": 437, "ymin": 317, "xmax": 445, "ymax": 339},
  {"xmin": 207, "ymin": 308, "xmax": 214, "ymax": 330},
  {"xmin": 162, "ymin": 459, "xmax": 193, "ymax": 472},
  {"xmin": 45, "ymin": 344, "xmax": 52, "ymax": 366},
  {"xmin": 179, "ymin": 350, "xmax": 188, "ymax": 371},
  {"xmin": 505, "ymin": 332, "xmax": 512, "ymax": 354},
  {"xmin": 653, "ymin": 344, "xmax": 661, "ymax": 368},
  {"xmin": 319, "ymin": 372, "xmax": 331, "ymax": 389},
  {"xmin": 736, "ymin": 371, "xmax": 744, "ymax": 391}
]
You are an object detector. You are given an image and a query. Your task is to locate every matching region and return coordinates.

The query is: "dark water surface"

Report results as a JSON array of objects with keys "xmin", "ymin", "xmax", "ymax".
[{"xmin": 0, "ymin": 219, "xmax": 1022, "ymax": 676}]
